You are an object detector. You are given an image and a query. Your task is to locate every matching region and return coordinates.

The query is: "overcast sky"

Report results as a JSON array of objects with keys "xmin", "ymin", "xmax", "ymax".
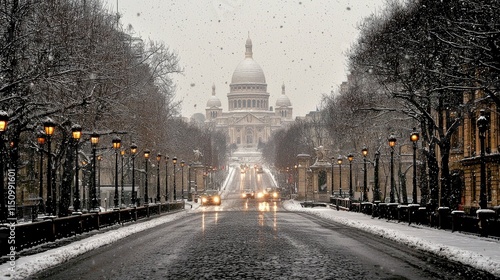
[{"xmin": 109, "ymin": 0, "xmax": 390, "ymax": 118}]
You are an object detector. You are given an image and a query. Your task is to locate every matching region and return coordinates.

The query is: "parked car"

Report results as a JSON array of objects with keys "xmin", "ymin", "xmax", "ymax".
[{"xmin": 199, "ymin": 190, "xmax": 221, "ymax": 206}]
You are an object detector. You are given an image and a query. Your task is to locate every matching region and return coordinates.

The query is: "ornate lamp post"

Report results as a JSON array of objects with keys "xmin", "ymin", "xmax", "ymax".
[
  {"xmin": 337, "ymin": 156, "xmax": 343, "ymax": 198},
  {"xmin": 330, "ymin": 156, "xmax": 335, "ymax": 196},
  {"xmin": 477, "ymin": 110, "xmax": 489, "ymax": 209},
  {"xmin": 188, "ymin": 163, "xmax": 192, "ymax": 201},
  {"xmin": 410, "ymin": 128, "xmax": 419, "ymax": 204},
  {"xmin": 43, "ymin": 118, "xmax": 56, "ymax": 215},
  {"xmin": 294, "ymin": 164, "xmax": 298, "ymax": 195},
  {"xmin": 181, "ymin": 160, "xmax": 185, "ymax": 200},
  {"xmin": 120, "ymin": 149, "xmax": 125, "ymax": 207},
  {"xmin": 156, "ymin": 153, "xmax": 162, "ymax": 203},
  {"xmin": 71, "ymin": 125, "xmax": 82, "ymax": 213},
  {"xmin": 374, "ymin": 151, "xmax": 380, "ymax": 202},
  {"xmin": 362, "ymin": 146, "xmax": 368, "ymax": 202},
  {"xmin": 89, "ymin": 132, "xmax": 100, "ymax": 211},
  {"xmin": 0, "ymin": 111, "xmax": 8, "ymax": 221},
  {"xmin": 112, "ymin": 137, "xmax": 121, "ymax": 209},
  {"xmin": 36, "ymin": 132, "xmax": 45, "ymax": 214},
  {"xmin": 173, "ymin": 157, "xmax": 177, "ymax": 200},
  {"xmin": 388, "ymin": 134, "xmax": 397, "ymax": 203},
  {"xmin": 144, "ymin": 149, "xmax": 151, "ymax": 205},
  {"xmin": 165, "ymin": 155, "xmax": 169, "ymax": 202},
  {"xmin": 347, "ymin": 153, "xmax": 354, "ymax": 199},
  {"xmin": 130, "ymin": 143, "xmax": 137, "ymax": 206}
]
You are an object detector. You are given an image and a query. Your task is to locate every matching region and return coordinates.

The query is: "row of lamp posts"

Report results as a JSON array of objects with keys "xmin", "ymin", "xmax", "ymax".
[{"xmin": 329, "ymin": 128, "xmax": 420, "ymax": 204}]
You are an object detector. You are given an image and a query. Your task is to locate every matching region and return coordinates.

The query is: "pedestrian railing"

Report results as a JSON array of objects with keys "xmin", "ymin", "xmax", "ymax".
[
  {"xmin": 0, "ymin": 202, "xmax": 184, "ymax": 257},
  {"xmin": 329, "ymin": 198, "xmax": 499, "ymax": 238}
]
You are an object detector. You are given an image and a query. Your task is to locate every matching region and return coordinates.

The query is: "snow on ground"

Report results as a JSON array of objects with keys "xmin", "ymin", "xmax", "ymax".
[
  {"xmin": 2, "ymin": 166, "xmax": 498, "ymax": 278},
  {"xmin": 0, "ymin": 210, "xmax": 192, "ymax": 279},
  {"xmin": 282, "ymin": 200, "xmax": 500, "ymax": 278}
]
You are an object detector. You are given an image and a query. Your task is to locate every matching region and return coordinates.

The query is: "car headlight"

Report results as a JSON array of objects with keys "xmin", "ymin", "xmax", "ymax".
[
  {"xmin": 202, "ymin": 197, "xmax": 208, "ymax": 203},
  {"xmin": 257, "ymin": 192, "xmax": 264, "ymax": 198},
  {"xmin": 213, "ymin": 196, "xmax": 220, "ymax": 203},
  {"xmin": 273, "ymin": 192, "xmax": 278, "ymax": 198},
  {"xmin": 242, "ymin": 193, "xmax": 246, "ymax": 198}
]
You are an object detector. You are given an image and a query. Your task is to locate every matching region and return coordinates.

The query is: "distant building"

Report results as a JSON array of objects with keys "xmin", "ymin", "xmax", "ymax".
[{"xmin": 205, "ymin": 35, "xmax": 294, "ymax": 148}]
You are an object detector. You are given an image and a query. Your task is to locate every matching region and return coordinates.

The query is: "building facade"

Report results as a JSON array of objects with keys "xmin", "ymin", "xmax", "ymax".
[{"xmin": 205, "ymin": 36, "xmax": 294, "ymax": 148}]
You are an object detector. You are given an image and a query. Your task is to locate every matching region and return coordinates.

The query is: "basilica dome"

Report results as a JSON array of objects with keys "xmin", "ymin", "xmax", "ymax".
[
  {"xmin": 230, "ymin": 36, "xmax": 266, "ymax": 84},
  {"xmin": 206, "ymin": 84, "xmax": 221, "ymax": 108},
  {"xmin": 276, "ymin": 84, "xmax": 292, "ymax": 107}
]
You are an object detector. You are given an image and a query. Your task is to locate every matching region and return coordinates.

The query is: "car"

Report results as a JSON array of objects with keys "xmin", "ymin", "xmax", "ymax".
[
  {"xmin": 241, "ymin": 188, "xmax": 255, "ymax": 199},
  {"xmin": 256, "ymin": 187, "xmax": 280, "ymax": 201},
  {"xmin": 199, "ymin": 190, "xmax": 221, "ymax": 206}
]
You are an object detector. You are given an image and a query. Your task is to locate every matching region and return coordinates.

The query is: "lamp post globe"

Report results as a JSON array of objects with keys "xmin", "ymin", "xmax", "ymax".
[
  {"xmin": 388, "ymin": 134, "xmax": 397, "ymax": 203},
  {"xmin": 71, "ymin": 125, "xmax": 82, "ymax": 213},
  {"xmin": 337, "ymin": 156, "xmax": 343, "ymax": 198},
  {"xmin": 173, "ymin": 157, "xmax": 177, "ymax": 200},
  {"xmin": 362, "ymin": 146, "xmax": 368, "ymax": 202},
  {"xmin": 43, "ymin": 118, "xmax": 56, "ymax": 216},
  {"xmin": 165, "ymin": 155, "xmax": 169, "ymax": 202},
  {"xmin": 410, "ymin": 128, "xmax": 419, "ymax": 204},
  {"xmin": 181, "ymin": 160, "xmax": 185, "ymax": 200},
  {"xmin": 0, "ymin": 111, "xmax": 8, "ymax": 221},
  {"xmin": 347, "ymin": 153, "xmax": 354, "ymax": 199},
  {"xmin": 144, "ymin": 149, "xmax": 151, "ymax": 205},
  {"xmin": 90, "ymin": 132, "xmax": 100, "ymax": 211},
  {"xmin": 477, "ymin": 110, "xmax": 489, "ymax": 209},
  {"xmin": 130, "ymin": 143, "xmax": 138, "ymax": 206},
  {"xmin": 156, "ymin": 153, "xmax": 162, "ymax": 203},
  {"xmin": 112, "ymin": 137, "xmax": 121, "ymax": 209}
]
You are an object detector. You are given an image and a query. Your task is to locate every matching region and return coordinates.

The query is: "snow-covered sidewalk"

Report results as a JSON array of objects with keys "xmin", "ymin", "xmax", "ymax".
[{"xmin": 283, "ymin": 200, "xmax": 500, "ymax": 278}]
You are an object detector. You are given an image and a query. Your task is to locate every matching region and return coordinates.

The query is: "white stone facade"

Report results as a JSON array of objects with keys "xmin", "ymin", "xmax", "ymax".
[{"xmin": 206, "ymin": 36, "xmax": 293, "ymax": 148}]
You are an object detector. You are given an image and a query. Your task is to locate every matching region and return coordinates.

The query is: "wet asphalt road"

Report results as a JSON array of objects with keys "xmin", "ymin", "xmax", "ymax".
[{"xmin": 28, "ymin": 167, "xmax": 495, "ymax": 279}]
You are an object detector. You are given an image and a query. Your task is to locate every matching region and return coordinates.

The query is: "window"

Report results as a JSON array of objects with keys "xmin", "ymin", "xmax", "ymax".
[{"xmin": 252, "ymin": 100, "xmax": 256, "ymax": 107}]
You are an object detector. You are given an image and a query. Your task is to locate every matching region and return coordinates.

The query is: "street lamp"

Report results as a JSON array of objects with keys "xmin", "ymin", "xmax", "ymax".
[
  {"xmin": 156, "ymin": 153, "xmax": 161, "ymax": 203},
  {"xmin": 130, "ymin": 143, "xmax": 137, "ymax": 206},
  {"xmin": 112, "ymin": 137, "xmax": 121, "ymax": 209},
  {"xmin": 347, "ymin": 153, "xmax": 354, "ymax": 199},
  {"xmin": 477, "ymin": 110, "xmax": 489, "ymax": 209},
  {"xmin": 330, "ymin": 156, "xmax": 335, "ymax": 196},
  {"xmin": 120, "ymin": 149, "xmax": 125, "ymax": 207},
  {"xmin": 43, "ymin": 118, "xmax": 56, "ymax": 215},
  {"xmin": 337, "ymin": 155, "xmax": 343, "ymax": 198},
  {"xmin": 188, "ymin": 163, "xmax": 192, "ymax": 201},
  {"xmin": 0, "ymin": 111, "xmax": 8, "ymax": 221},
  {"xmin": 173, "ymin": 157, "xmax": 177, "ymax": 200},
  {"xmin": 181, "ymin": 160, "xmax": 185, "ymax": 200},
  {"xmin": 165, "ymin": 155, "xmax": 169, "ymax": 202},
  {"xmin": 36, "ymin": 132, "xmax": 46, "ymax": 215},
  {"xmin": 294, "ymin": 164, "xmax": 298, "ymax": 195},
  {"xmin": 71, "ymin": 125, "xmax": 82, "ymax": 213},
  {"xmin": 362, "ymin": 147, "xmax": 368, "ymax": 202},
  {"xmin": 388, "ymin": 134, "xmax": 397, "ymax": 203},
  {"xmin": 144, "ymin": 149, "xmax": 151, "ymax": 205},
  {"xmin": 90, "ymin": 132, "xmax": 100, "ymax": 211},
  {"xmin": 374, "ymin": 151, "xmax": 380, "ymax": 202},
  {"xmin": 410, "ymin": 128, "xmax": 419, "ymax": 204}
]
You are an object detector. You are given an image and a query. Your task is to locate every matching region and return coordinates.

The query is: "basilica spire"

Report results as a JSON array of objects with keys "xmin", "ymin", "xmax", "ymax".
[
  {"xmin": 212, "ymin": 83, "xmax": 216, "ymax": 95},
  {"xmin": 245, "ymin": 32, "xmax": 253, "ymax": 58}
]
